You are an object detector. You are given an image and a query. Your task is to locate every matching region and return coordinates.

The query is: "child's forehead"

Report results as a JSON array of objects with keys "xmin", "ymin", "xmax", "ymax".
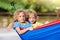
[
  {"xmin": 29, "ymin": 13, "xmax": 35, "ymax": 16},
  {"xmin": 29, "ymin": 14, "xmax": 35, "ymax": 18},
  {"xmin": 18, "ymin": 13, "xmax": 24, "ymax": 15},
  {"xmin": 18, "ymin": 12, "xmax": 26, "ymax": 15},
  {"xmin": 28, "ymin": 13, "xmax": 37, "ymax": 18}
]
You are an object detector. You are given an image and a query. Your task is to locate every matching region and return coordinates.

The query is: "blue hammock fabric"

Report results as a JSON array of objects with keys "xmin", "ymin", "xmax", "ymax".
[{"xmin": 17, "ymin": 20, "xmax": 60, "ymax": 40}]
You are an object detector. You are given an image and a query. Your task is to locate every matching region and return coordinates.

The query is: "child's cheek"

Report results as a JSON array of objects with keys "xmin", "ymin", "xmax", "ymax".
[{"xmin": 28, "ymin": 19, "xmax": 31, "ymax": 23}]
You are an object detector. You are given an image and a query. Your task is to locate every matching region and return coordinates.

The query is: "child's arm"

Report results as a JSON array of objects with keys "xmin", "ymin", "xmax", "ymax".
[
  {"xmin": 15, "ymin": 27, "xmax": 33, "ymax": 34},
  {"xmin": 7, "ymin": 22, "xmax": 14, "ymax": 31},
  {"xmin": 33, "ymin": 23, "xmax": 43, "ymax": 28},
  {"xmin": 44, "ymin": 21, "xmax": 49, "ymax": 24}
]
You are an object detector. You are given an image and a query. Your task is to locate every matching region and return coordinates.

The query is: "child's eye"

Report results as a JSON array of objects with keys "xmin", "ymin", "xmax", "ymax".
[
  {"xmin": 29, "ymin": 17, "xmax": 31, "ymax": 19},
  {"xmin": 33, "ymin": 17, "xmax": 35, "ymax": 19},
  {"xmin": 23, "ymin": 16, "xmax": 25, "ymax": 17},
  {"xmin": 19, "ymin": 16, "xmax": 21, "ymax": 17},
  {"xmin": 21, "ymin": 15, "xmax": 25, "ymax": 17}
]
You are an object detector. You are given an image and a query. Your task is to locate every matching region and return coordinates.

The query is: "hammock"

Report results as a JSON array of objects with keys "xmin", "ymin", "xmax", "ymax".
[{"xmin": 17, "ymin": 20, "xmax": 60, "ymax": 40}]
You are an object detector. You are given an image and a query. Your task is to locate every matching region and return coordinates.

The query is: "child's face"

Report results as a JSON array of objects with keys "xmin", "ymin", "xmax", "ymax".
[
  {"xmin": 28, "ymin": 14, "xmax": 36, "ymax": 24},
  {"xmin": 17, "ymin": 12, "xmax": 25, "ymax": 23}
]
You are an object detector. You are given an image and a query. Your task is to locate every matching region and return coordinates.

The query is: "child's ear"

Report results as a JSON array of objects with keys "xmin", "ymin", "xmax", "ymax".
[{"xmin": 14, "ymin": 18, "xmax": 18, "ymax": 22}]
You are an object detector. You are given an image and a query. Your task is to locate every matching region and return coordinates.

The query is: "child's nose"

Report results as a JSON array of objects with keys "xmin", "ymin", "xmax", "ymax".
[{"xmin": 30, "ymin": 18, "xmax": 33, "ymax": 21}]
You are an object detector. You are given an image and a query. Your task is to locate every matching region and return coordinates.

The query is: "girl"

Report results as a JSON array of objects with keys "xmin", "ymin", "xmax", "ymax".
[
  {"xmin": 7, "ymin": 10, "xmax": 45, "ymax": 31},
  {"xmin": 26, "ymin": 10, "xmax": 43, "ymax": 28},
  {"xmin": 8, "ymin": 9, "xmax": 33, "ymax": 34}
]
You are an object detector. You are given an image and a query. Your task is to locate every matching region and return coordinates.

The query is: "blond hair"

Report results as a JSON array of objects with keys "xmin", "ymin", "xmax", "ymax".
[
  {"xmin": 26, "ymin": 10, "xmax": 40, "ymax": 22},
  {"xmin": 27, "ymin": 10, "xmax": 37, "ymax": 19},
  {"xmin": 13, "ymin": 9, "xmax": 26, "ymax": 22}
]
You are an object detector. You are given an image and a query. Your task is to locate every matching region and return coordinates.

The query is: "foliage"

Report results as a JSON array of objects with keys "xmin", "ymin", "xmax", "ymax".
[{"xmin": 0, "ymin": 0, "xmax": 58, "ymax": 14}]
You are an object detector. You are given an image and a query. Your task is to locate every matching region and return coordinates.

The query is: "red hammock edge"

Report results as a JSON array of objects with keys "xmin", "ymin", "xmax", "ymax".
[{"xmin": 33, "ymin": 19, "xmax": 60, "ymax": 30}]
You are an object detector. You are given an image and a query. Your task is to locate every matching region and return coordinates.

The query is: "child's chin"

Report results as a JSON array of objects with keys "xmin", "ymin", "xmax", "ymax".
[
  {"xmin": 31, "ymin": 22, "xmax": 34, "ymax": 24},
  {"xmin": 20, "ymin": 21, "xmax": 24, "ymax": 22}
]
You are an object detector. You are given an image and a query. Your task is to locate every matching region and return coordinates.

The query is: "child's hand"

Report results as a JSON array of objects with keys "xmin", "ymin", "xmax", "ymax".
[
  {"xmin": 27, "ymin": 27, "xmax": 33, "ymax": 31},
  {"xmin": 7, "ymin": 22, "xmax": 14, "ymax": 31},
  {"xmin": 45, "ymin": 21, "xmax": 49, "ymax": 24},
  {"xmin": 7, "ymin": 27, "xmax": 11, "ymax": 31}
]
